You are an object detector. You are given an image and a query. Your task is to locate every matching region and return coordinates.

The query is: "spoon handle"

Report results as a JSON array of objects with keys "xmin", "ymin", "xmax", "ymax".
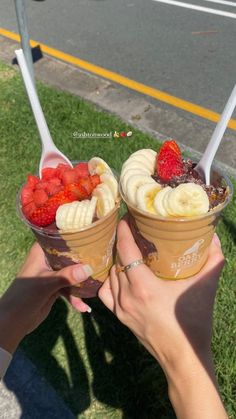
[
  {"xmin": 198, "ymin": 84, "xmax": 236, "ymax": 184},
  {"xmin": 15, "ymin": 49, "xmax": 55, "ymax": 152}
]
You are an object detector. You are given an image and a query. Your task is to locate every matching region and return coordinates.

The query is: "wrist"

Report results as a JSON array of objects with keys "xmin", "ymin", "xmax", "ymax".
[
  {"xmin": 163, "ymin": 350, "xmax": 227, "ymax": 419},
  {"xmin": 0, "ymin": 302, "xmax": 26, "ymax": 354}
]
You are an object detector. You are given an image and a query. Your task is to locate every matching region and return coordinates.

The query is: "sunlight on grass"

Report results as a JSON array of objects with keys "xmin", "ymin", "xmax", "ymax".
[{"xmin": 0, "ymin": 61, "xmax": 235, "ymax": 418}]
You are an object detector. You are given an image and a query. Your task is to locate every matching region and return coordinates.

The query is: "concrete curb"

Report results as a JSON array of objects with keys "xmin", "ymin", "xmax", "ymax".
[{"xmin": 0, "ymin": 35, "xmax": 236, "ymax": 177}]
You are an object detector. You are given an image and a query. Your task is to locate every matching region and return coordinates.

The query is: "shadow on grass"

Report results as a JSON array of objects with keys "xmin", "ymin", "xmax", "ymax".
[
  {"xmin": 82, "ymin": 299, "xmax": 175, "ymax": 419},
  {"xmin": 13, "ymin": 299, "xmax": 91, "ymax": 415},
  {"xmin": 7, "ymin": 297, "xmax": 175, "ymax": 418}
]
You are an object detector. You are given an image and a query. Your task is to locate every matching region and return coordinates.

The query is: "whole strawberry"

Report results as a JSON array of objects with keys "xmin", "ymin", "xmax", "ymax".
[{"xmin": 156, "ymin": 140, "xmax": 184, "ymax": 182}]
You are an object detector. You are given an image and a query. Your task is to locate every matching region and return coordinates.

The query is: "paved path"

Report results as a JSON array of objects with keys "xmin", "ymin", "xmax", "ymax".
[{"xmin": 0, "ymin": 350, "xmax": 75, "ymax": 419}]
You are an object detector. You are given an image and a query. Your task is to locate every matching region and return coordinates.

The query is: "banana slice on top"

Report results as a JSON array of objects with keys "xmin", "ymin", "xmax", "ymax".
[
  {"xmin": 100, "ymin": 173, "xmax": 118, "ymax": 200},
  {"xmin": 93, "ymin": 183, "xmax": 115, "ymax": 218},
  {"xmin": 84, "ymin": 196, "xmax": 98, "ymax": 226},
  {"xmin": 88, "ymin": 157, "xmax": 112, "ymax": 175},
  {"xmin": 154, "ymin": 186, "xmax": 172, "ymax": 217},
  {"xmin": 122, "ymin": 155, "xmax": 154, "ymax": 173},
  {"xmin": 126, "ymin": 175, "xmax": 156, "ymax": 205},
  {"xmin": 136, "ymin": 183, "xmax": 162, "ymax": 214},
  {"xmin": 167, "ymin": 183, "xmax": 209, "ymax": 216}
]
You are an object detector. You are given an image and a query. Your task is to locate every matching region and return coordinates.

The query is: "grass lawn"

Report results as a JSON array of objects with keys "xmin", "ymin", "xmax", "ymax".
[{"xmin": 0, "ymin": 60, "xmax": 235, "ymax": 418}]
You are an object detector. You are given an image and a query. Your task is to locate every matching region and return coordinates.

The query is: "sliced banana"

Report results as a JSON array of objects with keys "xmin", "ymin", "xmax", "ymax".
[
  {"xmin": 88, "ymin": 157, "xmax": 112, "ymax": 176},
  {"xmin": 56, "ymin": 201, "xmax": 79, "ymax": 230},
  {"xmin": 93, "ymin": 183, "xmax": 115, "ymax": 218},
  {"xmin": 83, "ymin": 196, "xmax": 97, "ymax": 226},
  {"xmin": 131, "ymin": 149, "xmax": 157, "ymax": 160},
  {"xmin": 121, "ymin": 164, "xmax": 151, "ymax": 178},
  {"xmin": 126, "ymin": 175, "xmax": 156, "ymax": 205},
  {"xmin": 121, "ymin": 168, "xmax": 149, "ymax": 192},
  {"xmin": 167, "ymin": 183, "xmax": 209, "ymax": 217},
  {"xmin": 154, "ymin": 186, "xmax": 172, "ymax": 217},
  {"xmin": 72, "ymin": 201, "xmax": 85, "ymax": 228},
  {"xmin": 122, "ymin": 155, "xmax": 154, "ymax": 173},
  {"xmin": 100, "ymin": 173, "xmax": 118, "ymax": 200},
  {"xmin": 136, "ymin": 183, "xmax": 162, "ymax": 214}
]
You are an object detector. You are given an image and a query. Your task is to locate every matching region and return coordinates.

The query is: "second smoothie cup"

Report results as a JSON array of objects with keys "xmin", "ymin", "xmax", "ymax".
[{"xmin": 120, "ymin": 154, "xmax": 232, "ymax": 280}]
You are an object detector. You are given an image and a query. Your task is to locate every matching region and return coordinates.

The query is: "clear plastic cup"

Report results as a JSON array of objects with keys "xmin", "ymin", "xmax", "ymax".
[
  {"xmin": 17, "ymin": 169, "xmax": 120, "ymax": 298},
  {"xmin": 120, "ymin": 167, "xmax": 232, "ymax": 280}
]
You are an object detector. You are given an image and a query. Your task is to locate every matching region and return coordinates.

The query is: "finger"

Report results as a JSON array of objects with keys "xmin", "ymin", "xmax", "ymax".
[
  {"xmin": 98, "ymin": 276, "xmax": 115, "ymax": 312},
  {"xmin": 109, "ymin": 265, "xmax": 120, "ymax": 302},
  {"xmin": 42, "ymin": 264, "xmax": 93, "ymax": 293},
  {"xmin": 61, "ymin": 289, "xmax": 92, "ymax": 313},
  {"xmin": 116, "ymin": 219, "xmax": 153, "ymax": 282},
  {"xmin": 17, "ymin": 242, "xmax": 49, "ymax": 277}
]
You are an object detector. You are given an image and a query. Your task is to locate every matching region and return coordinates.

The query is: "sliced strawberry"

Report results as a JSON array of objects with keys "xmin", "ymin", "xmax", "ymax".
[
  {"xmin": 45, "ymin": 183, "xmax": 63, "ymax": 196},
  {"xmin": 161, "ymin": 140, "xmax": 181, "ymax": 156},
  {"xmin": 29, "ymin": 189, "xmax": 77, "ymax": 227},
  {"xmin": 29, "ymin": 204, "xmax": 57, "ymax": 227},
  {"xmin": 35, "ymin": 180, "xmax": 48, "ymax": 191},
  {"xmin": 64, "ymin": 183, "xmax": 89, "ymax": 200},
  {"xmin": 48, "ymin": 177, "xmax": 61, "ymax": 186},
  {"xmin": 79, "ymin": 177, "xmax": 93, "ymax": 196},
  {"xmin": 61, "ymin": 168, "xmax": 79, "ymax": 186},
  {"xmin": 33, "ymin": 189, "xmax": 48, "ymax": 207},
  {"xmin": 74, "ymin": 162, "xmax": 89, "ymax": 178},
  {"xmin": 27, "ymin": 174, "xmax": 39, "ymax": 189},
  {"xmin": 156, "ymin": 140, "xmax": 184, "ymax": 182},
  {"xmin": 21, "ymin": 185, "xmax": 34, "ymax": 206},
  {"xmin": 22, "ymin": 201, "xmax": 37, "ymax": 218},
  {"xmin": 55, "ymin": 164, "xmax": 71, "ymax": 180},
  {"xmin": 90, "ymin": 174, "xmax": 100, "ymax": 189},
  {"xmin": 41, "ymin": 167, "xmax": 57, "ymax": 181}
]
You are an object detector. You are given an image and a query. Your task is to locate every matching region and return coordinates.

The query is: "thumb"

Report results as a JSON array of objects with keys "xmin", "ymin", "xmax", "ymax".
[{"xmin": 45, "ymin": 263, "xmax": 94, "ymax": 292}]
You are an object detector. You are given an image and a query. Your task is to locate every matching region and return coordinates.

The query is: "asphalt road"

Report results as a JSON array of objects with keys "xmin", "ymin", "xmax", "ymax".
[{"xmin": 0, "ymin": 0, "xmax": 236, "ymax": 167}]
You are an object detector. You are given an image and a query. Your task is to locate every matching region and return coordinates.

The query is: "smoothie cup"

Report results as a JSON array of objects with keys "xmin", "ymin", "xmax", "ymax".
[
  {"xmin": 120, "ymin": 167, "xmax": 232, "ymax": 280},
  {"xmin": 17, "ymin": 168, "xmax": 120, "ymax": 298}
]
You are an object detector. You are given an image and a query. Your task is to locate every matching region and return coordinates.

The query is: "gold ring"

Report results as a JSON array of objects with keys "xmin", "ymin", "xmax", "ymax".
[{"xmin": 116, "ymin": 258, "xmax": 144, "ymax": 274}]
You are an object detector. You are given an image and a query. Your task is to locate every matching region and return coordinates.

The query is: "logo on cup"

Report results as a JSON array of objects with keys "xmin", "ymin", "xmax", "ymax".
[{"xmin": 171, "ymin": 239, "xmax": 205, "ymax": 272}]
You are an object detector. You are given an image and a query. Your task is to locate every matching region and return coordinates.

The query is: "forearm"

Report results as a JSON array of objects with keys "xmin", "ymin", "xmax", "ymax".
[
  {"xmin": 0, "ymin": 303, "xmax": 25, "ymax": 354},
  {"xmin": 164, "ymin": 351, "xmax": 228, "ymax": 419}
]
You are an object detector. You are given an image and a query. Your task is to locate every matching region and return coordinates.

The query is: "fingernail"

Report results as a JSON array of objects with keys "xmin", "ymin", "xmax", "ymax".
[
  {"xmin": 86, "ymin": 306, "xmax": 92, "ymax": 313},
  {"xmin": 213, "ymin": 233, "xmax": 221, "ymax": 247},
  {"xmin": 73, "ymin": 264, "xmax": 93, "ymax": 282}
]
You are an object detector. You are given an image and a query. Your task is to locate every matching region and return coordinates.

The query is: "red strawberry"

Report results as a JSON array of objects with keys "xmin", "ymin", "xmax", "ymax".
[
  {"xmin": 64, "ymin": 183, "xmax": 89, "ymax": 200},
  {"xmin": 21, "ymin": 185, "xmax": 34, "ymax": 206},
  {"xmin": 161, "ymin": 140, "xmax": 181, "ymax": 156},
  {"xmin": 90, "ymin": 174, "xmax": 100, "ymax": 189},
  {"xmin": 74, "ymin": 162, "xmax": 89, "ymax": 178},
  {"xmin": 29, "ymin": 189, "xmax": 77, "ymax": 227},
  {"xmin": 35, "ymin": 180, "xmax": 48, "ymax": 191},
  {"xmin": 55, "ymin": 164, "xmax": 71, "ymax": 180},
  {"xmin": 120, "ymin": 131, "xmax": 127, "ymax": 138},
  {"xmin": 79, "ymin": 177, "xmax": 93, "ymax": 196},
  {"xmin": 44, "ymin": 177, "xmax": 63, "ymax": 196},
  {"xmin": 33, "ymin": 189, "xmax": 48, "ymax": 207},
  {"xmin": 27, "ymin": 174, "xmax": 39, "ymax": 188},
  {"xmin": 22, "ymin": 201, "xmax": 37, "ymax": 218},
  {"xmin": 41, "ymin": 167, "xmax": 57, "ymax": 181},
  {"xmin": 29, "ymin": 204, "xmax": 57, "ymax": 227},
  {"xmin": 156, "ymin": 140, "xmax": 184, "ymax": 182},
  {"xmin": 61, "ymin": 168, "xmax": 79, "ymax": 186}
]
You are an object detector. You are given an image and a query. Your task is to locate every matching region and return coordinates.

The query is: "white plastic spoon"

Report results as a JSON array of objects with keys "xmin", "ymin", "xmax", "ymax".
[
  {"xmin": 195, "ymin": 84, "xmax": 236, "ymax": 185},
  {"xmin": 15, "ymin": 49, "xmax": 73, "ymax": 178}
]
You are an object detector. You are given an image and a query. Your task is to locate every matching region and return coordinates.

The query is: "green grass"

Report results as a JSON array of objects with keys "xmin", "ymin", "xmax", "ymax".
[{"xmin": 0, "ymin": 61, "xmax": 235, "ymax": 418}]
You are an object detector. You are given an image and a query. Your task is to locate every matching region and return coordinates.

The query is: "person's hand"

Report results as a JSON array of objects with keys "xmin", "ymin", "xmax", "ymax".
[
  {"xmin": 0, "ymin": 243, "xmax": 92, "ymax": 353},
  {"xmin": 99, "ymin": 219, "xmax": 224, "ymax": 366},
  {"xmin": 99, "ymin": 219, "xmax": 227, "ymax": 419}
]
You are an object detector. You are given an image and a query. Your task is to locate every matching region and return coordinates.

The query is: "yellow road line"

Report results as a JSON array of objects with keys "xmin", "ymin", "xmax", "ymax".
[{"xmin": 1, "ymin": 27, "xmax": 236, "ymax": 131}]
